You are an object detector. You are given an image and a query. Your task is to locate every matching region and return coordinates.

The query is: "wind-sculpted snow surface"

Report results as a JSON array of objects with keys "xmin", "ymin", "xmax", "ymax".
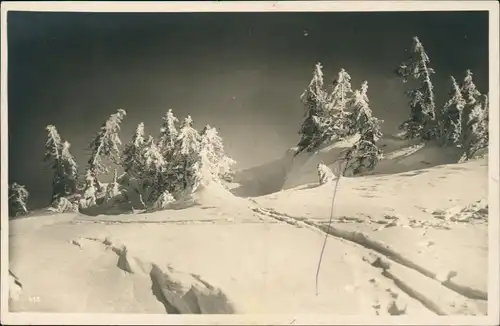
[
  {"xmin": 8, "ymin": 154, "xmax": 488, "ymax": 315},
  {"xmin": 9, "ymin": 198, "xmax": 445, "ymax": 315}
]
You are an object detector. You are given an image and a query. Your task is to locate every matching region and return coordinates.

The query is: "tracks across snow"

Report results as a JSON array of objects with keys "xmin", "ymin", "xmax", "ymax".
[{"xmin": 251, "ymin": 206, "xmax": 487, "ymax": 315}]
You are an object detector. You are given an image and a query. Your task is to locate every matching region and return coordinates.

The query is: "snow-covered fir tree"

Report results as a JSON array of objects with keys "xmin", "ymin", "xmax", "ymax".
[
  {"xmin": 44, "ymin": 125, "xmax": 79, "ymax": 204},
  {"xmin": 459, "ymin": 70, "xmax": 482, "ymax": 139},
  {"xmin": 171, "ymin": 115, "xmax": 202, "ymax": 195},
  {"xmin": 122, "ymin": 123, "xmax": 167, "ymax": 207},
  {"xmin": 122, "ymin": 122, "xmax": 146, "ymax": 179},
  {"xmin": 460, "ymin": 94, "xmax": 489, "ymax": 161},
  {"xmin": 396, "ymin": 36, "xmax": 437, "ymax": 140},
  {"xmin": 189, "ymin": 141, "xmax": 214, "ymax": 193},
  {"xmin": 8, "ymin": 182, "xmax": 29, "ymax": 217},
  {"xmin": 87, "ymin": 109, "xmax": 127, "ymax": 191},
  {"xmin": 200, "ymin": 125, "xmax": 236, "ymax": 179},
  {"xmin": 140, "ymin": 135, "xmax": 168, "ymax": 205},
  {"xmin": 297, "ymin": 62, "xmax": 329, "ymax": 153},
  {"xmin": 80, "ymin": 170, "xmax": 97, "ymax": 209},
  {"xmin": 348, "ymin": 81, "xmax": 383, "ymax": 140},
  {"xmin": 439, "ymin": 76, "xmax": 466, "ymax": 147},
  {"xmin": 59, "ymin": 141, "xmax": 79, "ymax": 196},
  {"xmin": 45, "ymin": 125, "xmax": 62, "ymax": 162},
  {"xmin": 158, "ymin": 109, "xmax": 179, "ymax": 160},
  {"xmin": 325, "ymin": 68, "xmax": 353, "ymax": 138}
]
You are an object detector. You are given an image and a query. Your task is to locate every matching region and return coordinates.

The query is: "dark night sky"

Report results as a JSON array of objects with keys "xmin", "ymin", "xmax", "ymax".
[{"xmin": 7, "ymin": 10, "xmax": 489, "ymax": 209}]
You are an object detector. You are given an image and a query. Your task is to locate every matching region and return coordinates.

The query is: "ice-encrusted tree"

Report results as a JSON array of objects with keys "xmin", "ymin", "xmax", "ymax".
[
  {"xmin": 59, "ymin": 141, "xmax": 79, "ymax": 196},
  {"xmin": 189, "ymin": 141, "xmax": 214, "ymax": 193},
  {"xmin": 200, "ymin": 125, "xmax": 236, "ymax": 179},
  {"xmin": 87, "ymin": 109, "xmax": 126, "ymax": 191},
  {"xmin": 459, "ymin": 70, "xmax": 482, "ymax": 137},
  {"xmin": 45, "ymin": 125, "xmax": 62, "ymax": 162},
  {"xmin": 170, "ymin": 115, "xmax": 202, "ymax": 195},
  {"xmin": 348, "ymin": 81, "xmax": 384, "ymax": 140},
  {"xmin": 8, "ymin": 182, "xmax": 29, "ymax": 217},
  {"xmin": 140, "ymin": 135, "xmax": 168, "ymax": 206},
  {"xmin": 122, "ymin": 122, "xmax": 146, "ymax": 179},
  {"xmin": 158, "ymin": 109, "xmax": 179, "ymax": 160},
  {"xmin": 44, "ymin": 125, "xmax": 63, "ymax": 201},
  {"xmin": 44, "ymin": 125, "xmax": 79, "ymax": 203},
  {"xmin": 325, "ymin": 68, "xmax": 353, "ymax": 138},
  {"xmin": 460, "ymin": 94, "xmax": 489, "ymax": 161},
  {"xmin": 297, "ymin": 62, "xmax": 329, "ymax": 153},
  {"xmin": 439, "ymin": 76, "xmax": 466, "ymax": 146},
  {"xmin": 80, "ymin": 170, "xmax": 97, "ymax": 209},
  {"xmin": 396, "ymin": 36, "xmax": 437, "ymax": 140}
]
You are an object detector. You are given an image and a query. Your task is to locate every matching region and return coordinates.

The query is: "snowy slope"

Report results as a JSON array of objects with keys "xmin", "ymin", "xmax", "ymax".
[
  {"xmin": 7, "ymin": 156, "xmax": 488, "ymax": 316},
  {"xmin": 232, "ymin": 134, "xmax": 466, "ymax": 197},
  {"xmin": 255, "ymin": 157, "xmax": 488, "ymax": 302}
]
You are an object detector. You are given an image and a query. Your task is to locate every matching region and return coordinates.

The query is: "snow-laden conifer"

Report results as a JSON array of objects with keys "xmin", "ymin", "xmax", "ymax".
[
  {"xmin": 325, "ymin": 68, "xmax": 353, "ymax": 138},
  {"xmin": 297, "ymin": 62, "xmax": 329, "ymax": 153},
  {"xmin": 170, "ymin": 116, "xmax": 202, "ymax": 195},
  {"xmin": 460, "ymin": 94, "xmax": 489, "ymax": 161},
  {"xmin": 122, "ymin": 122, "xmax": 146, "ymax": 178},
  {"xmin": 200, "ymin": 125, "xmax": 236, "ymax": 179},
  {"xmin": 396, "ymin": 36, "xmax": 437, "ymax": 140},
  {"xmin": 439, "ymin": 76, "xmax": 466, "ymax": 146},
  {"xmin": 80, "ymin": 170, "xmax": 97, "ymax": 209},
  {"xmin": 459, "ymin": 70, "xmax": 482, "ymax": 139},
  {"xmin": 158, "ymin": 109, "xmax": 179, "ymax": 160},
  {"xmin": 460, "ymin": 70, "xmax": 482, "ymax": 107},
  {"xmin": 44, "ymin": 126, "xmax": 79, "ymax": 203},
  {"xmin": 45, "ymin": 125, "xmax": 62, "ymax": 162},
  {"xmin": 8, "ymin": 182, "xmax": 29, "ymax": 217},
  {"xmin": 348, "ymin": 81, "xmax": 383, "ymax": 141},
  {"xmin": 87, "ymin": 109, "xmax": 126, "ymax": 190},
  {"xmin": 60, "ymin": 141, "xmax": 79, "ymax": 196}
]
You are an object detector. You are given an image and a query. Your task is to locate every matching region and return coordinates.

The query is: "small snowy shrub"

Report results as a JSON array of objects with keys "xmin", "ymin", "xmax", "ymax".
[{"xmin": 8, "ymin": 182, "xmax": 29, "ymax": 217}]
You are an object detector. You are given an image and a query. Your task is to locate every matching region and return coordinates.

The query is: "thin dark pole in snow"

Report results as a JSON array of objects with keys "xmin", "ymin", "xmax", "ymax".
[{"xmin": 315, "ymin": 156, "xmax": 347, "ymax": 296}]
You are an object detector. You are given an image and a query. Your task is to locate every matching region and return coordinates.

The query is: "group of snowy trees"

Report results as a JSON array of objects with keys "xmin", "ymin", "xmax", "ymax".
[
  {"xmin": 297, "ymin": 63, "xmax": 384, "ymax": 175},
  {"xmin": 78, "ymin": 108, "xmax": 235, "ymax": 211},
  {"xmin": 395, "ymin": 36, "xmax": 489, "ymax": 160},
  {"xmin": 8, "ymin": 108, "xmax": 235, "ymax": 217},
  {"xmin": 297, "ymin": 36, "xmax": 489, "ymax": 177},
  {"xmin": 120, "ymin": 111, "xmax": 235, "ymax": 209}
]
